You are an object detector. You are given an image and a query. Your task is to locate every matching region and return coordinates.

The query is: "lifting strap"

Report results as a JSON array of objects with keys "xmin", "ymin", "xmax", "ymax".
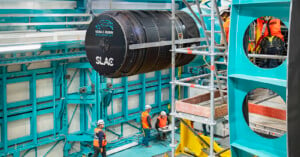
[{"xmin": 254, "ymin": 18, "xmax": 271, "ymax": 52}]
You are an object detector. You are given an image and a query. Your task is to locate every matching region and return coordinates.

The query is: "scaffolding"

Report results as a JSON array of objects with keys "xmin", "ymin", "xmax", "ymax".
[{"xmin": 169, "ymin": 0, "xmax": 228, "ymax": 156}]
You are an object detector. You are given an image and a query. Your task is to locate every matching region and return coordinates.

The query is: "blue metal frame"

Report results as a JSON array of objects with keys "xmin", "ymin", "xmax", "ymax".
[{"xmin": 228, "ymin": 0, "xmax": 290, "ymax": 156}]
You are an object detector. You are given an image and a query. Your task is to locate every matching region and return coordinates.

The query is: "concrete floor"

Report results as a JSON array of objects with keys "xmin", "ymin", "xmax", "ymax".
[
  {"xmin": 247, "ymin": 88, "xmax": 286, "ymax": 137},
  {"xmin": 109, "ymin": 134, "xmax": 180, "ymax": 157}
]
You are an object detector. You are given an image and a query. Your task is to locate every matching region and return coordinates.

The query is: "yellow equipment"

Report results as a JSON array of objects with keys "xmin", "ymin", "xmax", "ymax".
[{"xmin": 175, "ymin": 119, "xmax": 231, "ymax": 157}]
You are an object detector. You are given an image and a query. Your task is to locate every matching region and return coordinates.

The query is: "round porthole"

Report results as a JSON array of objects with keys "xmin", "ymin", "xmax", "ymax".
[
  {"xmin": 242, "ymin": 88, "xmax": 286, "ymax": 139},
  {"xmin": 243, "ymin": 16, "xmax": 288, "ymax": 69}
]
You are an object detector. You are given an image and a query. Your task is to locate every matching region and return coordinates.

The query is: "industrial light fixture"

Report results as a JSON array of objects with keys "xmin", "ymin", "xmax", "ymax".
[{"xmin": 0, "ymin": 44, "xmax": 42, "ymax": 53}]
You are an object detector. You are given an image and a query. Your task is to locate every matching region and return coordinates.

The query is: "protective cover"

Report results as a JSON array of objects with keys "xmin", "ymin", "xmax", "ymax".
[{"xmin": 85, "ymin": 10, "xmax": 200, "ymax": 78}]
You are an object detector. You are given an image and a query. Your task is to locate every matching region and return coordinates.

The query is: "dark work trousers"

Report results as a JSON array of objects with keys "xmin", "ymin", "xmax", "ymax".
[
  {"xmin": 202, "ymin": 124, "xmax": 209, "ymax": 136},
  {"xmin": 93, "ymin": 146, "xmax": 106, "ymax": 157},
  {"xmin": 142, "ymin": 128, "xmax": 151, "ymax": 146},
  {"xmin": 157, "ymin": 129, "xmax": 167, "ymax": 140}
]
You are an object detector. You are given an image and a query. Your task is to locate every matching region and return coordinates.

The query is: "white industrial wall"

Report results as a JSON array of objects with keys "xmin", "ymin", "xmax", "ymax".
[
  {"xmin": 6, "ymin": 61, "xmax": 61, "ymax": 157},
  {"xmin": 5, "ymin": 61, "xmax": 170, "ymax": 156}
]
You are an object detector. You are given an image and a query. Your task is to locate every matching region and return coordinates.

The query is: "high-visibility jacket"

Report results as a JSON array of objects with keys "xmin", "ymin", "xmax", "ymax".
[
  {"xmin": 141, "ymin": 111, "xmax": 151, "ymax": 129},
  {"xmin": 256, "ymin": 18, "xmax": 284, "ymax": 42},
  {"xmin": 157, "ymin": 116, "xmax": 167, "ymax": 128},
  {"xmin": 223, "ymin": 17, "xmax": 230, "ymax": 42},
  {"xmin": 93, "ymin": 128, "xmax": 107, "ymax": 147}
]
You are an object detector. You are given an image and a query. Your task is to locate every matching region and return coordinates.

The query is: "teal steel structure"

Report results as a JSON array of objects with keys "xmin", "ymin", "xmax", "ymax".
[
  {"xmin": 0, "ymin": 0, "xmax": 227, "ymax": 156},
  {"xmin": 0, "ymin": 59, "xmax": 172, "ymax": 156},
  {"xmin": 0, "ymin": 42, "xmax": 172, "ymax": 156},
  {"xmin": 0, "ymin": 0, "xmax": 180, "ymax": 156},
  {"xmin": 228, "ymin": 0, "xmax": 290, "ymax": 156}
]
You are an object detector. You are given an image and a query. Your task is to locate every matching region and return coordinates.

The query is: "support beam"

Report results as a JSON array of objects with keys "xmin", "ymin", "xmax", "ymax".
[
  {"xmin": 122, "ymin": 77, "xmax": 129, "ymax": 120},
  {"xmin": 125, "ymin": 122, "xmax": 140, "ymax": 130},
  {"xmin": 43, "ymin": 140, "xmax": 61, "ymax": 157},
  {"xmin": 68, "ymin": 104, "xmax": 79, "ymax": 129},
  {"xmin": 179, "ymin": 119, "xmax": 211, "ymax": 149},
  {"xmin": 32, "ymin": 72, "xmax": 38, "ymax": 145},
  {"xmin": 2, "ymin": 68, "xmax": 8, "ymax": 154},
  {"xmin": 106, "ymin": 128, "xmax": 121, "ymax": 138}
]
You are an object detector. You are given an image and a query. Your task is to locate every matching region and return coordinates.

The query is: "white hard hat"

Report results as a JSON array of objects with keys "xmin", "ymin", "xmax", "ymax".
[
  {"xmin": 145, "ymin": 105, "xmax": 152, "ymax": 110},
  {"xmin": 97, "ymin": 119, "xmax": 104, "ymax": 125},
  {"xmin": 219, "ymin": 6, "xmax": 230, "ymax": 16},
  {"xmin": 160, "ymin": 111, "xmax": 166, "ymax": 116}
]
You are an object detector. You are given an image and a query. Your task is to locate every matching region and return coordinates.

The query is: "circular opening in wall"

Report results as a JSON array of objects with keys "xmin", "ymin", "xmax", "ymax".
[
  {"xmin": 243, "ymin": 88, "xmax": 286, "ymax": 139},
  {"xmin": 243, "ymin": 16, "xmax": 288, "ymax": 69}
]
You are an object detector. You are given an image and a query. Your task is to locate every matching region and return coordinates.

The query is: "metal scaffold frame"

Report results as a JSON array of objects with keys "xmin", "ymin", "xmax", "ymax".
[{"xmin": 169, "ymin": 0, "xmax": 227, "ymax": 156}]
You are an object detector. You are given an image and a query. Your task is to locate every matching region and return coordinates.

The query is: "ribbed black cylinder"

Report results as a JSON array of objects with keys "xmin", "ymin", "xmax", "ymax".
[{"xmin": 85, "ymin": 10, "xmax": 200, "ymax": 78}]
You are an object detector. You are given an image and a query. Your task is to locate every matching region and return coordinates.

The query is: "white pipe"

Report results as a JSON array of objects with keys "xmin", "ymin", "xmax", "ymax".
[
  {"xmin": 209, "ymin": 0, "xmax": 216, "ymax": 156},
  {"xmin": 171, "ymin": 0, "xmax": 176, "ymax": 156},
  {"xmin": 0, "ymin": 44, "xmax": 41, "ymax": 53}
]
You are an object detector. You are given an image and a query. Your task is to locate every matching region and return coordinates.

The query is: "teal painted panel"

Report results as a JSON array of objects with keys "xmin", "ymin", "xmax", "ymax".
[{"xmin": 228, "ymin": 0, "xmax": 289, "ymax": 156}]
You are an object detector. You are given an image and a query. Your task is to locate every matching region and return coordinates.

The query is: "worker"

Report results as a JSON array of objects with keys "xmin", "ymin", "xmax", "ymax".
[
  {"xmin": 141, "ymin": 105, "xmax": 152, "ymax": 147},
  {"xmin": 93, "ymin": 119, "xmax": 107, "ymax": 157},
  {"xmin": 220, "ymin": 6, "xmax": 231, "ymax": 43},
  {"xmin": 256, "ymin": 16, "xmax": 284, "ymax": 43},
  {"xmin": 155, "ymin": 111, "xmax": 170, "ymax": 140},
  {"xmin": 254, "ymin": 16, "xmax": 286, "ymax": 68}
]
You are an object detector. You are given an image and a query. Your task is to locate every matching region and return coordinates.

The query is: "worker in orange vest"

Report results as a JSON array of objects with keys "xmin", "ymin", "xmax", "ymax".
[
  {"xmin": 93, "ymin": 119, "xmax": 107, "ymax": 157},
  {"xmin": 220, "ymin": 6, "xmax": 231, "ymax": 44},
  {"xmin": 155, "ymin": 111, "xmax": 170, "ymax": 140},
  {"xmin": 254, "ymin": 16, "xmax": 285, "ymax": 68},
  {"xmin": 141, "ymin": 105, "xmax": 152, "ymax": 147},
  {"xmin": 256, "ymin": 17, "xmax": 284, "ymax": 44},
  {"xmin": 252, "ymin": 16, "xmax": 284, "ymax": 52}
]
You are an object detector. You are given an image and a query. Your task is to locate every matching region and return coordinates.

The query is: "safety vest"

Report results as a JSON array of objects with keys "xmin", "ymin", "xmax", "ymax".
[
  {"xmin": 223, "ymin": 17, "xmax": 230, "ymax": 42},
  {"xmin": 256, "ymin": 18, "xmax": 284, "ymax": 42},
  {"xmin": 141, "ymin": 111, "xmax": 151, "ymax": 129},
  {"xmin": 93, "ymin": 128, "xmax": 107, "ymax": 147},
  {"xmin": 157, "ymin": 116, "xmax": 167, "ymax": 128}
]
